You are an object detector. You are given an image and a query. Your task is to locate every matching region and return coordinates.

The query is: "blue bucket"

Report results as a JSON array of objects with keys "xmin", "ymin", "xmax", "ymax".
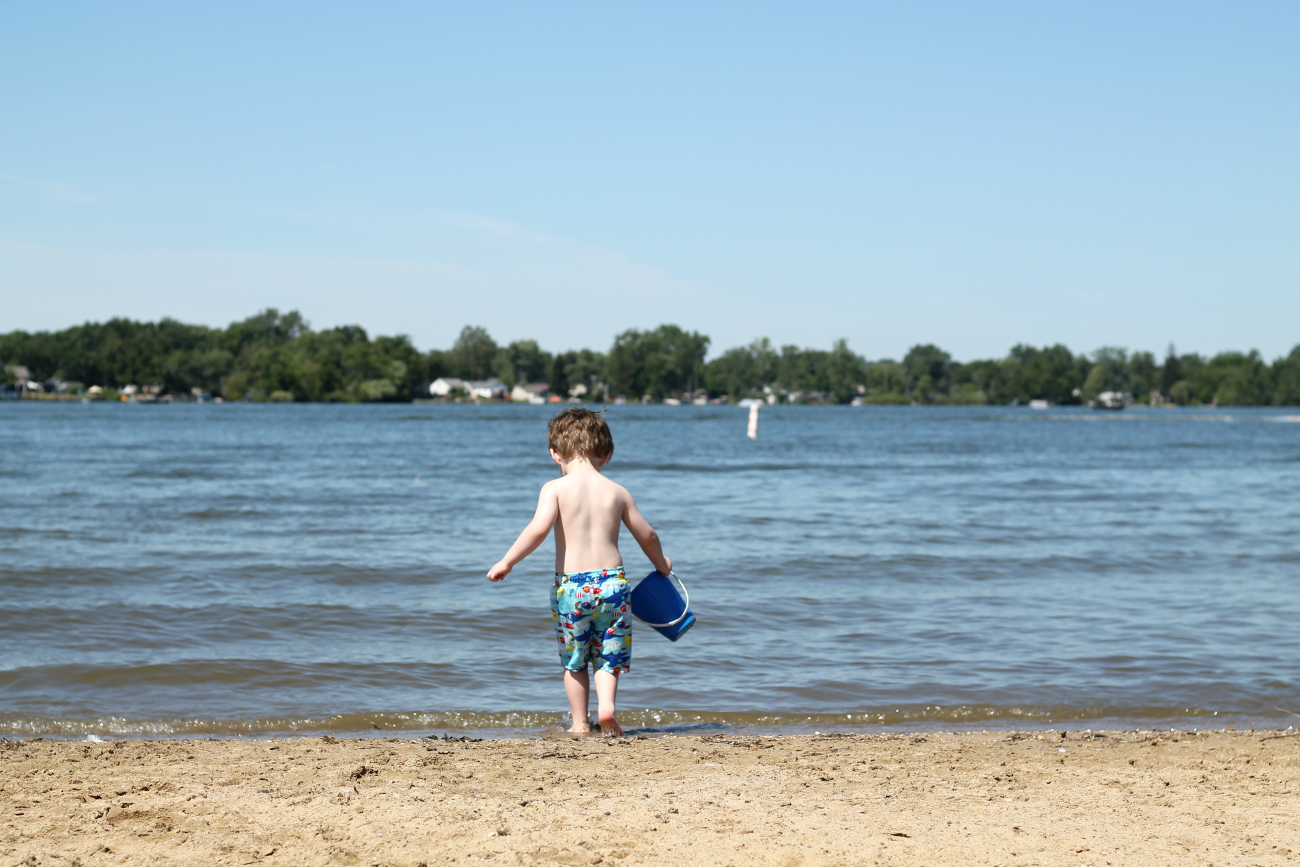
[{"xmin": 630, "ymin": 571, "xmax": 695, "ymax": 641}]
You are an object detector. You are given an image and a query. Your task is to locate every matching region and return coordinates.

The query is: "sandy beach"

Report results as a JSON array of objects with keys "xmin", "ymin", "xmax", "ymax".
[{"xmin": 2, "ymin": 729, "xmax": 1297, "ymax": 866}]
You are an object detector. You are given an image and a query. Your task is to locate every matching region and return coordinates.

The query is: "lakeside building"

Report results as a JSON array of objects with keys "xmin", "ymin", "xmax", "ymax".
[
  {"xmin": 427, "ymin": 377, "xmax": 510, "ymax": 400},
  {"xmin": 5, "ymin": 365, "xmax": 31, "ymax": 387},
  {"xmin": 467, "ymin": 379, "xmax": 508, "ymax": 400},
  {"xmin": 428, "ymin": 377, "xmax": 469, "ymax": 397},
  {"xmin": 47, "ymin": 380, "xmax": 83, "ymax": 395},
  {"xmin": 510, "ymin": 383, "xmax": 548, "ymax": 404},
  {"xmin": 4, "ymin": 365, "xmax": 40, "ymax": 396}
]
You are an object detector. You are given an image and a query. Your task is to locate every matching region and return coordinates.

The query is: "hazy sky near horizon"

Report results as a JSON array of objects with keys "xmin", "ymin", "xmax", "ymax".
[{"xmin": 2, "ymin": 2, "xmax": 1297, "ymax": 361}]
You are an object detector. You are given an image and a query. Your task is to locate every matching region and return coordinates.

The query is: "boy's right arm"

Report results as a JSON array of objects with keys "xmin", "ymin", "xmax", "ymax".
[
  {"xmin": 621, "ymin": 492, "xmax": 672, "ymax": 576},
  {"xmin": 487, "ymin": 484, "xmax": 559, "ymax": 582}
]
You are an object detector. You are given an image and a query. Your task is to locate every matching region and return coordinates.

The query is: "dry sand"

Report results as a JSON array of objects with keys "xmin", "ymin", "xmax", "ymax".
[{"xmin": 2, "ymin": 729, "xmax": 1297, "ymax": 866}]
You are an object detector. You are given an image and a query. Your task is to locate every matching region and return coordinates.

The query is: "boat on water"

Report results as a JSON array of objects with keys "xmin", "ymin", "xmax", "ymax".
[
  {"xmin": 1028, "ymin": 399, "xmax": 1050, "ymax": 410},
  {"xmin": 1090, "ymin": 390, "xmax": 1131, "ymax": 410}
]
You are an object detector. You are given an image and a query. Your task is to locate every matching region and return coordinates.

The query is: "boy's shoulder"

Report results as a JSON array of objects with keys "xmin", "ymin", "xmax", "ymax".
[{"xmin": 546, "ymin": 472, "xmax": 630, "ymax": 497}]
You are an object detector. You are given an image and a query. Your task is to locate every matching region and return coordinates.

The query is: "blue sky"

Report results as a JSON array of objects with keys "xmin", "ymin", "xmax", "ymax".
[{"xmin": 1, "ymin": 1, "xmax": 1297, "ymax": 360}]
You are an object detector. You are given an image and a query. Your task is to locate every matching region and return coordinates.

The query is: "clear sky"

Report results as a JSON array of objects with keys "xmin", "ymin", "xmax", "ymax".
[{"xmin": 1, "ymin": 1, "xmax": 1297, "ymax": 361}]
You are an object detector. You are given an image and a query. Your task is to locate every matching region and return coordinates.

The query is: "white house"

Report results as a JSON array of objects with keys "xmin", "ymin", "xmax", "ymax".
[
  {"xmin": 510, "ymin": 383, "xmax": 548, "ymax": 404},
  {"xmin": 466, "ymin": 379, "xmax": 508, "ymax": 400},
  {"xmin": 429, "ymin": 377, "xmax": 469, "ymax": 397}
]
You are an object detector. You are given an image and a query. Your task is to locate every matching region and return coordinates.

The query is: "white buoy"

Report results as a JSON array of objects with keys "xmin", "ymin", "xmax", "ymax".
[{"xmin": 747, "ymin": 403, "xmax": 759, "ymax": 439}]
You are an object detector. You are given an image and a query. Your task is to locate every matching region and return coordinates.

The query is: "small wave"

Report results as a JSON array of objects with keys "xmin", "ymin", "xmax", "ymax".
[
  {"xmin": 619, "ymin": 463, "xmax": 818, "ymax": 473},
  {"xmin": 0, "ymin": 704, "xmax": 1274, "ymax": 739},
  {"xmin": 0, "ymin": 566, "xmax": 169, "ymax": 586},
  {"xmin": 183, "ymin": 508, "xmax": 269, "ymax": 520},
  {"xmin": 125, "ymin": 468, "xmax": 220, "ymax": 479},
  {"xmin": 0, "ymin": 710, "xmax": 566, "ymax": 738}
]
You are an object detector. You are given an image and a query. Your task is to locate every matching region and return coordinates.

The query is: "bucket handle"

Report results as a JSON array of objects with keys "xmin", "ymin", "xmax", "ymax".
[{"xmin": 632, "ymin": 571, "xmax": 690, "ymax": 628}]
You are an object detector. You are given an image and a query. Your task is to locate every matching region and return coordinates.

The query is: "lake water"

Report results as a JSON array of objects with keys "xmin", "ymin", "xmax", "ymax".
[{"xmin": 2, "ymin": 402, "xmax": 1298, "ymax": 738}]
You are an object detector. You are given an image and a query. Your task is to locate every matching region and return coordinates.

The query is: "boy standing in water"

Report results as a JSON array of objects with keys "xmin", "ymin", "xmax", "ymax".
[{"xmin": 487, "ymin": 408, "xmax": 672, "ymax": 736}]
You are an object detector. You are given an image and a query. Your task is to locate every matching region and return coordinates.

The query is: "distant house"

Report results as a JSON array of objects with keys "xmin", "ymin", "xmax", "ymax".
[
  {"xmin": 510, "ymin": 383, "xmax": 548, "ymax": 404},
  {"xmin": 466, "ymin": 379, "xmax": 508, "ymax": 400},
  {"xmin": 51, "ymin": 380, "xmax": 83, "ymax": 394},
  {"xmin": 429, "ymin": 377, "xmax": 469, "ymax": 397},
  {"xmin": 428, "ymin": 377, "xmax": 508, "ymax": 399}
]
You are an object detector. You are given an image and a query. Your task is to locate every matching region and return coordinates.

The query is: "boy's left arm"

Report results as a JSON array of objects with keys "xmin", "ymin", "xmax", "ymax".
[
  {"xmin": 621, "ymin": 491, "xmax": 672, "ymax": 577},
  {"xmin": 487, "ymin": 484, "xmax": 559, "ymax": 582}
]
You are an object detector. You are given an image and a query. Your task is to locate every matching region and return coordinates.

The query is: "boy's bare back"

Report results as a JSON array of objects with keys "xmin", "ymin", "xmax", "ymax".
[
  {"xmin": 486, "ymin": 457, "xmax": 669, "ymax": 581},
  {"xmin": 485, "ymin": 408, "xmax": 670, "ymax": 583},
  {"xmin": 543, "ymin": 469, "xmax": 664, "ymax": 574}
]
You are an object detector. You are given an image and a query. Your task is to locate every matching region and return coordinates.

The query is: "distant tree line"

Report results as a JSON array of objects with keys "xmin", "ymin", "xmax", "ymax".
[{"xmin": 2, "ymin": 309, "xmax": 1298, "ymax": 406}]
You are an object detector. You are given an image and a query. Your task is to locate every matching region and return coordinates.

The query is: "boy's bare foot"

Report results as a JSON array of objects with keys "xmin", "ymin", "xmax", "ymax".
[{"xmin": 597, "ymin": 713, "xmax": 624, "ymax": 737}]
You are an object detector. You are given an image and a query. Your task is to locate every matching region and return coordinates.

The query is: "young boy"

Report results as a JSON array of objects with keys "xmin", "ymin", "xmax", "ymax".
[{"xmin": 487, "ymin": 408, "xmax": 672, "ymax": 736}]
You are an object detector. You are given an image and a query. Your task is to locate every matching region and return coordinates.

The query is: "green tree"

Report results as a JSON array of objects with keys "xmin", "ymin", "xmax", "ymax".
[
  {"xmin": 607, "ymin": 325, "xmax": 709, "ymax": 400},
  {"xmin": 825, "ymin": 339, "xmax": 866, "ymax": 404},
  {"xmin": 1129, "ymin": 351, "xmax": 1158, "ymax": 403},
  {"xmin": 493, "ymin": 340, "xmax": 552, "ymax": 387},
  {"xmin": 1193, "ymin": 351, "xmax": 1272, "ymax": 405},
  {"xmin": 776, "ymin": 346, "xmax": 819, "ymax": 398},
  {"xmin": 447, "ymin": 326, "xmax": 498, "ymax": 380},
  {"xmin": 1273, "ymin": 346, "xmax": 1300, "ymax": 406},
  {"xmin": 1081, "ymin": 347, "xmax": 1130, "ymax": 403},
  {"xmin": 1079, "ymin": 366, "xmax": 1107, "ymax": 404},
  {"xmin": 954, "ymin": 359, "xmax": 999, "ymax": 404},
  {"xmin": 565, "ymin": 349, "xmax": 608, "ymax": 400},
  {"xmin": 549, "ymin": 352, "xmax": 573, "ymax": 398},
  {"xmin": 425, "ymin": 349, "xmax": 449, "ymax": 381},
  {"xmin": 1008, "ymin": 344, "xmax": 1081, "ymax": 404},
  {"xmin": 1161, "ymin": 348, "xmax": 1206, "ymax": 404},
  {"xmin": 223, "ymin": 309, "xmax": 309, "ymax": 356},
  {"xmin": 704, "ymin": 338, "xmax": 778, "ymax": 400},
  {"xmin": 366, "ymin": 334, "xmax": 422, "ymax": 400},
  {"xmin": 1176, "ymin": 352, "xmax": 1206, "ymax": 403},
  {"xmin": 548, "ymin": 345, "xmax": 608, "ymax": 400},
  {"xmin": 1159, "ymin": 344, "xmax": 1181, "ymax": 399},
  {"xmin": 902, "ymin": 344, "xmax": 952, "ymax": 403},
  {"xmin": 861, "ymin": 361, "xmax": 906, "ymax": 403}
]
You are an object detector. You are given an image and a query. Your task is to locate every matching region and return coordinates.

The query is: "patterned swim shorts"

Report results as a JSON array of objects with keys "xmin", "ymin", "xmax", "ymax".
[{"xmin": 550, "ymin": 567, "xmax": 632, "ymax": 674}]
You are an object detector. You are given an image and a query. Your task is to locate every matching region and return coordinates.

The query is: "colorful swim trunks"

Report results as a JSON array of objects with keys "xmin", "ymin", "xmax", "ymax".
[{"xmin": 551, "ymin": 567, "xmax": 632, "ymax": 674}]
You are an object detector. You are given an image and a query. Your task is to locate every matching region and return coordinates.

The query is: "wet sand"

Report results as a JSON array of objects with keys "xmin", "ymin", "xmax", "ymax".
[{"xmin": 2, "ymin": 730, "xmax": 1297, "ymax": 866}]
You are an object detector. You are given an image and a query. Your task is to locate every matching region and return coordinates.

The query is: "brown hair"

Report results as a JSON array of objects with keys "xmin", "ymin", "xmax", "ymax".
[{"xmin": 547, "ymin": 407, "xmax": 613, "ymax": 460}]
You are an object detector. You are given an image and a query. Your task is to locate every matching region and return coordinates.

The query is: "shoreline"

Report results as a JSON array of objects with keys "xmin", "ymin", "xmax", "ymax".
[
  {"xmin": 4, "ymin": 729, "xmax": 1296, "ymax": 866},
  {"xmin": 1, "ymin": 707, "xmax": 1286, "ymax": 741},
  {"xmin": 0, "ymin": 720, "xmax": 1288, "ymax": 742}
]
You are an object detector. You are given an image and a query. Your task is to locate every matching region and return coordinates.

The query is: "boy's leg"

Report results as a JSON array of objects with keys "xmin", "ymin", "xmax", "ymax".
[
  {"xmin": 591, "ymin": 570, "xmax": 630, "ymax": 737},
  {"xmin": 563, "ymin": 669, "xmax": 592, "ymax": 733},
  {"xmin": 594, "ymin": 669, "xmax": 622, "ymax": 736}
]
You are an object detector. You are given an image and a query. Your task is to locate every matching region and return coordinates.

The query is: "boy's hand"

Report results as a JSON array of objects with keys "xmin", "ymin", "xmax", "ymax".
[
  {"xmin": 487, "ymin": 561, "xmax": 512, "ymax": 582},
  {"xmin": 660, "ymin": 556, "xmax": 673, "ymax": 576}
]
